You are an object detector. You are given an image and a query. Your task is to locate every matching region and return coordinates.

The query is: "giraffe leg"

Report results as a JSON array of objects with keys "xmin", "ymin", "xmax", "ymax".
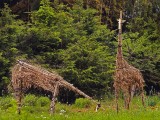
[
  {"xmin": 126, "ymin": 96, "xmax": 130, "ymax": 110},
  {"xmin": 128, "ymin": 85, "xmax": 135, "ymax": 110},
  {"xmin": 115, "ymin": 89, "xmax": 119, "ymax": 113},
  {"xmin": 50, "ymin": 83, "xmax": 59, "ymax": 114},
  {"xmin": 14, "ymin": 87, "xmax": 22, "ymax": 114},
  {"xmin": 128, "ymin": 92, "xmax": 131, "ymax": 110},
  {"xmin": 131, "ymin": 85, "xmax": 135, "ymax": 100},
  {"xmin": 124, "ymin": 91, "xmax": 130, "ymax": 110},
  {"xmin": 14, "ymin": 79, "xmax": 23, "ymax": 114},
  {"xmin": 50, "ymin": 95, "xmax": 56, "ymax": 114},
  {"xmin": 141, "ymin": 87, "xmax": 145, "ymax": 107},
  {"xmin": 124, "ymin": 93, "xmax": 127, "ymax": 109},
  {"xmin": 17, "ymin": 92, "xmax": 22, "ymax": 114}
]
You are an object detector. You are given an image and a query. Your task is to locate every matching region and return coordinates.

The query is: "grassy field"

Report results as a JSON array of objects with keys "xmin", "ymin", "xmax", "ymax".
[{"xmin": 0, "ymin": 95, "xmax": 160, "ymax": 120}]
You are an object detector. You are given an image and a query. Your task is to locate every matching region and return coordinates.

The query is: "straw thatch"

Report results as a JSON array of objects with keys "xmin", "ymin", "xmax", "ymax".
[
  {"xmin": 11, "ymin": 60, "xmax": 92, "ymax": 114},
  {"xmin": 113, "ymin": 11, "xmax": 145, "ymax": 112}
]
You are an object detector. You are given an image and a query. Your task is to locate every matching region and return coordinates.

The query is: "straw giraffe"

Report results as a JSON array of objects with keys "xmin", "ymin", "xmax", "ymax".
[
  {"xmin": 113, "ymin": 11, "xmax": 145, "ymax": 112},
  {"xmin": 11, "ymin": 60, "xmax": 93, "ymax": 114}
]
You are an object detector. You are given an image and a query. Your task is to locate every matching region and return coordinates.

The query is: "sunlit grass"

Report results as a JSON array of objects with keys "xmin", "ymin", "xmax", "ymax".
[{"xmin": 1, "ymin": 95, "xmax": 160, "ymax": 120}]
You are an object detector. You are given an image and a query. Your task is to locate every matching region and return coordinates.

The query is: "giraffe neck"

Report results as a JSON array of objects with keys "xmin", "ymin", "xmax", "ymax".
[
  {"xmin": 117, "ymin": 29, "xmax": 123, "ymax": 60},
  {"xmin": 116, "ymin": 11, "xmax": 124, "ymax": 68}
]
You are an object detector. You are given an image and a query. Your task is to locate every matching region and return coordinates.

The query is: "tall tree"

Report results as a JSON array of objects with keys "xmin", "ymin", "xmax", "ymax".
[{"xmin": 0, "ymin": 4, "xmax": 24, "ymax": 94}]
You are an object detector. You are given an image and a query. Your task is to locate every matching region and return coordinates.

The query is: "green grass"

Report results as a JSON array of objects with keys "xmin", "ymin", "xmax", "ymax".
[{"xmin": 1, "ymin": 95, "xmax": 160, "ymax": 120}]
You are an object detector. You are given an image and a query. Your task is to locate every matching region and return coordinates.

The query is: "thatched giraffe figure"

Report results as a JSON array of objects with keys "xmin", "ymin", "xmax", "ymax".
[
  {"xmin": 113, "ymin": 11, "xmax": 145, "ymax": 112},
  {"xmin": 11, "ymin": 60, "xmax": 93, "ymax": 114}
]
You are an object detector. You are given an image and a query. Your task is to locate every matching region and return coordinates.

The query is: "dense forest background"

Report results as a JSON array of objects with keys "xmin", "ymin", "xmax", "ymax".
[{"xmin": 0, "ymin": 0, "xmax": 160, "ymax": 102}]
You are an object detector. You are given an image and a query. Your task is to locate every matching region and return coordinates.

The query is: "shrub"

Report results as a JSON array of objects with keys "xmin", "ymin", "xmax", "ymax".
[
  {"xmin": 148, "ymin": 96, "xmax": 158, "ymax": 107},
  {"xmin": 24, "ymin": 94, "xmax": 38, "ymax": 106},
  {"xmin": 37, "ymin": 96, "xmax": 50, "ymax": 107},
  {"xmin": 74, "ymin": 98, "xmax": 91, "ymax": 108},
  {"xmin": 148, "ymin": 100, "xmax": 157, "ymax": 107},
  {"xmin": 0, "ymin": 97, "xmax": 13, "ymax": 110}
]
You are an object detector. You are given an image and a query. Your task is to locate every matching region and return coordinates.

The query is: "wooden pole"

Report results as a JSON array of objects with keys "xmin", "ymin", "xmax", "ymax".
[
  {"xmin": 16, "ymin": 66, "xmax": 23, "ymax": 114},
  {"xmin": 50, "ymin": 82, "xmax": 59, "ymax": 114},
  {"xmin": 117, "ymin": 11, "xmax": 125, "ymax": 68},
  {"xmin": 15, "ymin": 80, "xmax": 22, "ymax": 114},
  {"xmin": 115, "ymin": 11, "xmax": 125, "ymax": 113}
]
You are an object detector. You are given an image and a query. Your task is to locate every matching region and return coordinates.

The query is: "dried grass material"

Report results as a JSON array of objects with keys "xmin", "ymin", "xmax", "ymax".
[
  {"xmin": 113, "ymin": 11, "xmax": 145, "ymax": 112},
  {"xmin": 11, "ymin": 60, "xmax": 92, "ymax": 114}
]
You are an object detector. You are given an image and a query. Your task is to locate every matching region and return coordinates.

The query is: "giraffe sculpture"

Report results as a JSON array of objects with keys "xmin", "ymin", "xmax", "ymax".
[
  {"xmin": 113, "ymin": 11, "xmax": 145, "ymax": 112},
  {"xmin": 11, "ymin": 60, "xmax": 94, "ymax": 114}
]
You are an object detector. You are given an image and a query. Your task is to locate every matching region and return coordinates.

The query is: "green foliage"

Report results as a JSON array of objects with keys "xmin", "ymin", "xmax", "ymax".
[
  {"xmin": 148, "ymin": 100, "xmax": 157, "ymax": 107},
  {"xmin": 147, "ymin": 96, "xmax": 159, "ymax": 107},
  {"xmin": 37, "ymin": 96, "xmax": 50, "ymax": 107},
  {"xmin": 0, "ymin": 4, "xmax": 25, "ymax": 93},
  {"xmin": 59, "ymin": 37, "xmax": 114, "ymax": 96},
  {"xmin": 0, "ymin": 97, "xmax": 13, "ymax": 110},
  {"xmin": 32, "ymin": 0, "xmax": 55, "ymax": 26},
  {"xmin": 24, "ymin": 94, "xmax": 38, "ymax": 106},
  {"xmin": 74, "ymin": 98, "xmax": 91, "ymax": 108},
  {"xmin": 0, "ymin": 3, "xmax": 16, "ymax": 27},
  {"xmin": 23, "ymin": 95, "xmax": 50, "ymax": 107}
]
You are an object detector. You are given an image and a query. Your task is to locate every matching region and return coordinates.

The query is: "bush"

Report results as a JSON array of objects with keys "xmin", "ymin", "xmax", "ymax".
[
  {"xmin": 74, "ymin": 98, "xmax": 91, "ymax": 108},
  {"xmin": 0, "ymin": 97, "xmax": 13, "ymax": 110},
  {"xmin": 37, "ymin": 96, "xmax": 50, "ymax": 107},
  {"xmin": 24, "ymin": 94, "xmax": 38, "ymax": 106},
  {"xmin": 148, "ymin": 100, "xmax": 157, "ymax": 107},
  {"xmin": 148, "ymin": 96, "xmax": 158, "ymax": 107}
]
